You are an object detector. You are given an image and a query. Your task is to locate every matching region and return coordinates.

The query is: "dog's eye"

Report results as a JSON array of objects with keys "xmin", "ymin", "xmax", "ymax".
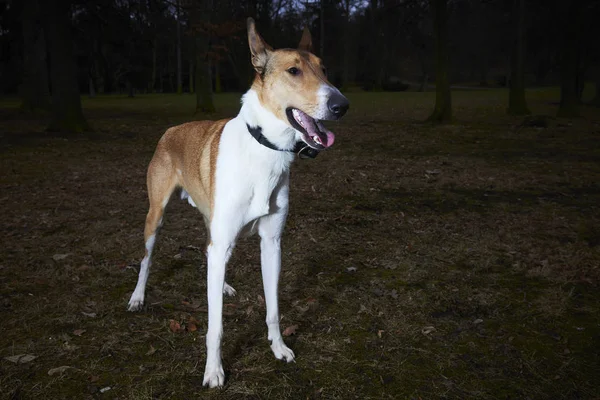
[{"xmin": 287, "ymin": 67, "xmax": 300, "ymax": 76}]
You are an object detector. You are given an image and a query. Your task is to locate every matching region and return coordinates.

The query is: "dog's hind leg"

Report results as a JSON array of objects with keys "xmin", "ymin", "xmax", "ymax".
[{"xmin": 128, "ymin": 152, "xmax": 177, "ymax": 311}]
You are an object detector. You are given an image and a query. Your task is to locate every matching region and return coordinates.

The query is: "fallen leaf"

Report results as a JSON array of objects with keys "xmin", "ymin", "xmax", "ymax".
[
  {"xmin": 282, "ymin": 325, "xmax": 298, "ymax": 337},
  {"xmin": 81, "ymin": 312, "xmax": 96, "ymax": 318},
  {"xmin": 88, "ymin": 375, "xmax": 100, "ymax": 383},
  {"xmin": 48, "ymin": 366, "xmax": 72, "ymax": 376},
  {"xmin": 377, "ymin": 330, "xmax": 385, "ymax": 338},
  {"xmin": 52, "ymin": 253, "xmax": 71, "ymax": 261},
  {"xmin": 421, "ymin": 326, "xmax": 436, "ymax": 335},
  {"xmin": 4, "ymin": 354, "xmax": 37, "ymax": 364},
  {"xmin": 146, "ymin": 345, "xmax": 156, "ymax": 356},
  {"xmin": 169, "ymin": 319, "xmax": 183, "ymax": 333},
  {"xmin": 73, "ymin": 329, "xmax": 86, "ymax": 336},
  {"xmin": 187, "ymin": 322, "xmax": 197, "ymax": 332}
]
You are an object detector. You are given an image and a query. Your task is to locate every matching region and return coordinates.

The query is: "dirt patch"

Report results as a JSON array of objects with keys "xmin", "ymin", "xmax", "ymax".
[{"xmin": 1, "ymin": 91, "xmax": 599, "ymax": 399}]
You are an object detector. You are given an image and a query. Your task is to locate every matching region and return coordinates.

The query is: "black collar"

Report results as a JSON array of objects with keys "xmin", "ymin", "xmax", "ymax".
[{"xmin": 246, "ymin": 123, "xmax": 320, "ymax": 159}]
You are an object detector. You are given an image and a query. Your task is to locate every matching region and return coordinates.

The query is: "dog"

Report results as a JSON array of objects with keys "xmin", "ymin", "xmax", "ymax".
[{"xmin": 127, "ymin": 18, "xmax": 349, "ymax": 388}]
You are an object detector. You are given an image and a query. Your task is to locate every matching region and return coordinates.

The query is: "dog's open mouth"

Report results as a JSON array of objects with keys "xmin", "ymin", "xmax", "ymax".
[{"xmin": 286, "ymin": 108, "xmax": 335, "ymax": 150}]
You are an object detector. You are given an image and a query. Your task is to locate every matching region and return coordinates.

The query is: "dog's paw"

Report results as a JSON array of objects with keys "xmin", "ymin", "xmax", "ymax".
[
  {"xmin": 203, "ymin": 365, "xmax": 225, "ymax": 388},
  {"xmin": 127, "ymin": 294, "xmax": 144, "ymax": 311},
  {"xmin": 271, "ymin": 339, "xmax": 295, "ymax": 363},
  {"xmin": 223, "ymin": 282, "xmax": 237, "ymax": 297}
]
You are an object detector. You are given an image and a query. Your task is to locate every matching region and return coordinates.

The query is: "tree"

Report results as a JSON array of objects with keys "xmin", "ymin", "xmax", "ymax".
[
  {"xmin": 427, "ymin": 0, "xmax": 451, "ymax": 123},
  {"xmin": 176, "ymin": 0, "xmax": 183, "ymax": 94},
  {"xmin": 507, "ymin": 0, "xmax": 530, "ymax": 115},
  {"xmin": 557, "ymin": 1, "xmax": 582, "ymax": 118},
  {"xmin": 190, "ymin": 0, "xmax": 215, "ymax": 113},
  {"xmin": 41, "ymin": 0, "xmax": 90, "ymax": 132},
  {"xmin": 19, "ymin": 0, "xmax": 51, "ymax": 112}
]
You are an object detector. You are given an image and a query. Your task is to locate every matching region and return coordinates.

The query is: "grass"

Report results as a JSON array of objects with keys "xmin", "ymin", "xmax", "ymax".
[{"xmin": 1, "ymin": 88, "xmax": 599, "ymax": 399}]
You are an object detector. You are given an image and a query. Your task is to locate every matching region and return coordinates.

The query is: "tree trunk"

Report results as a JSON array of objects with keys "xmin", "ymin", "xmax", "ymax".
[
  {"xmin": 88, "ymin": 76, "xmax": 96, "ymax": 98},
  {"xmin": 427, "ymin": 0, "xmax": 452, "ymax": 123},
  {"xmin": 214, "ymin": 60, "xmax": 222, "ymax": 93},
  {"xmin": 557, "ymin": 2, "xmax": 581, "ymax": 118},
  {"xmin": 149, "ymin": 37, "xmax": 157, "ymax": 92},
  {"xmin": 41, "ymin": 0, "xmax": 90, "ymax": 133},
  {"xmin": 189, "ymin": 58, "xmax": 194, "ymax": 94},
  {"xmin": 507, "ymin": 0, "xmax": 530, "ymax": 115},
  {"xmin": 320, "ymin": 0, "xmax": 325, "ymax": 57},
  {"xmin": 176, "ymin": 0, "xmax": 183, "ymax": 94},
  {"xmin": 591, "ymin": 80, "xmax": 600, "ymax": 106},
  {"xmin": 193, "ymin": 0, "xmax": 215, "ymax": 113},
  {"xmin": 195, "ymin": 37, "xmax": 215, "ymax": 113},
  {"xmin": 340, "ymin": 0, "xmax": 351, "ymax": 89},
  {"xmin": 20, "ymin": 0, "xmax": 51, "ymax": 112}
]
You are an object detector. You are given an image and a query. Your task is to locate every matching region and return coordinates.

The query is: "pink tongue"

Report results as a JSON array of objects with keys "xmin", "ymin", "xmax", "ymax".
[{"xmin": 310, "ymin": 121, "xmax": 335, "ymax": 148}]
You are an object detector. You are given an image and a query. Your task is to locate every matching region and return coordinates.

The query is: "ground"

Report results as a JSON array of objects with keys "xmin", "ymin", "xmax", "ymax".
[{"xmin": 1, "ymin": 89, "xmax": 599, "ymax": 399}]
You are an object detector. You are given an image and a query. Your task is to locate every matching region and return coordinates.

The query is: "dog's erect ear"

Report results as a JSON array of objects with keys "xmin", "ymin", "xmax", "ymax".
[
  {"xmin": 298, "ymin": 26, "xmax": 312, "ymax": 52},
  {"xmin": 247, "ymin": 18, "xmax": 272, "ymax": 75}
]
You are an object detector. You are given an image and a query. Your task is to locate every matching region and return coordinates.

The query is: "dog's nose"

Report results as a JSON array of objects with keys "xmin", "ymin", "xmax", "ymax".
[{"xmin": 327, "ymin": 94, "xmax": 349, "ymax": 118}]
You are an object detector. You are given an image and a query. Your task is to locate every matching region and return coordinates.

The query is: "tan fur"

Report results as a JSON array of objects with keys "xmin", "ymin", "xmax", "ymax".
[
  {"xmin": 143, "ymin": 21, "xmax": 330, "ymax": 249},
  {"xmin": 251, "ymin": 50, "xmax": 328, "ymax": 123},
  {"xmin": 143, "ymin": 119, "xmax": 229, "ymax": 245}
]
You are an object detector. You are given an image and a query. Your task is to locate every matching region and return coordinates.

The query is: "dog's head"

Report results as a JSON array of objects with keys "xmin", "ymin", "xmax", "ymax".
[{"xmin": 247, "ymin": 18, "xmax": 349, "ymax": 150}]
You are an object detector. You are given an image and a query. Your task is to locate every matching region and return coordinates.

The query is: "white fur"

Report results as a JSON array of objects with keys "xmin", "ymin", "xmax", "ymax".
[
  {"xmin": 314, "ymin": 84, "xmax": 343, "ymax": 120},
  {"xmin": 128, "ymin": 234, "xmax": 156, "ymax": 311},
  {"xmin": 127, "ymin": 88, "xmax": 299, "ymax": 387},
  {"xmin": 202, "ymin": 89, "xmax": 296, "ymax": 387}
]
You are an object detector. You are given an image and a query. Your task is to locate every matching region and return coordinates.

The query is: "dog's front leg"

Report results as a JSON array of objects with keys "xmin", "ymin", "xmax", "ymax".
[
  {"xmin": 258, "ymin": 184, "xmax": 295, "ymax": 363},
  {"xmin": 203, "ymin": 238, "xmax": 234, "ymax": 388}
]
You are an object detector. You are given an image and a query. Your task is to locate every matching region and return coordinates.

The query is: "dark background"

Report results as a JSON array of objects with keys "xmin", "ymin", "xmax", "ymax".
[{"xmin": 2, "ymin": 0, "xmax": 600, "ymax": 128}]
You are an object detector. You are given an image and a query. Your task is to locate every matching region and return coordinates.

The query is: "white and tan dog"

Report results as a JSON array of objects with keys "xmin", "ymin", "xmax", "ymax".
[{"xmin": 127, "ymin": 18, "xmax": 349, "ymax": 388}]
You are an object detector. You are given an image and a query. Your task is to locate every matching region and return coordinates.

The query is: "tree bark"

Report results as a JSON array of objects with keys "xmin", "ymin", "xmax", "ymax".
[
  {"xmin": 214, "ymin": 60, "xmax": 222, "ymax": 93},
  {"xmin": 41, "ymin": 0, "xmax": 90, "ymax": 133},
  {"xmin": 341, "ymin": 0, "xmax": 352, "ymax": 90},
  {"xmin": 149, "ymin": 37, "xmax": 157, "ymax": 92},
  {"xmin": 195, "ymin": 38, "xmax": 215, "ymax": 113},
  {"xmin": 189, "ymin": 58, "xmax": 194, "ymax": 94},
  {"xmin": 176, "ymin": 0, "xmax": 183, "ymax": 94},
  {"xmin": 591, "ymin": 80, "xmax": 600, "ymax": 106},
  {"xmin": 427, "ymin": 0, "xmax": 452, "ymax": 123},
  {"xmin": 193, "ymin": 0, "xmax": 215, "ymax": 113},
  {"xmin": 507, "ymin": 0, "xmax": 530, "ymax": 115},
  {"xmin": 557, "ymin": 2, "xmax": 581, "ymax": 118},
  {"xmin": 320, "ymin": 0, "xmax": 325, "ymax": 57},
  {"xmin": 20, "ymin": 0, "xmax": 51, "ymax": 112}
]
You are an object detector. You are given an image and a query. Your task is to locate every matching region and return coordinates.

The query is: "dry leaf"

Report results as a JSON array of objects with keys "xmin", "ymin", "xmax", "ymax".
[
  {"xmin": 377, "ymin": 330, "xmax": 385, "ymax": 338},
  {"xmin": 421, "ymin": 326, "xmax": 436, "ymax": 335},
  {"xmin": 48, "ymin": 366, "xmax": 72, "ymax": 376},
  {"xmin": 73, "ymin": 329, "xmax": 86, "ymax": 336},
  {"xmin": 169, "ymin": 319, "xmax": 183, "ymax": 333},
  {"xmin": 4, "ymin": 354, "xmax": 37, "ymax": 364},
  {"xmin": 52, "ymin": 253, "xmax": 71, "ymax": 261},
  {"xmin": 146, "ymin": 345, "xmax": 156, "ymax": 356},
  {"xmin": 81, "ymin": 312, "xmax": 96, "ymax": 318},
  {"xmin": 187, "ymin": 322, "xmax": 197, "ymax": 332},
  {"xmin": 282, "ymin": 325, "xmax": 298, "ymax": 337}
]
